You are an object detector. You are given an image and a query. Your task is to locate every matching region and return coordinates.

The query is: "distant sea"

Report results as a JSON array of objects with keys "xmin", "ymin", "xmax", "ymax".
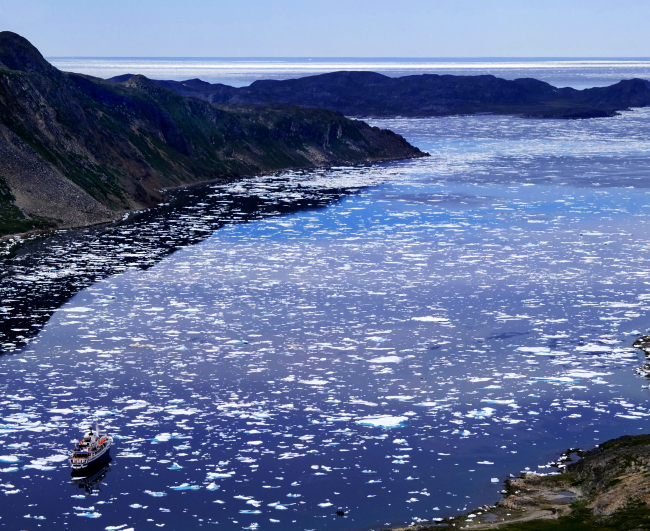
[{"xmin": 47, "ymin": 57, "xmax": 650, "ymax": 89}]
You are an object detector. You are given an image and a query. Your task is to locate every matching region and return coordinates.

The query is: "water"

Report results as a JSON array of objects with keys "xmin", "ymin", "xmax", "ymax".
[
  {"xmin": 3, "ymin": 67, "xmax": 650, "ymax": 530},
  {"xmin": 48, "ymin": 57, "xmax": 650, "ymax": 89},
  {"xmin": 0, "ymin": 170, "xmax": 382, "ymax": 352}
]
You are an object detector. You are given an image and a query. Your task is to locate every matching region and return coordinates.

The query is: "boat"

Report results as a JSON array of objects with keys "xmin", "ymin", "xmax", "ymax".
[{"xmin": 70, "ymin": 422, "xmax": 113, "ymax": 472}]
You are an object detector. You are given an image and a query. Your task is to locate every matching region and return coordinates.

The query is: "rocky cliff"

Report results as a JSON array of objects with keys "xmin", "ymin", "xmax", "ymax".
[
  {"xmin": 127, "ymin": 70, "xmax": 650, "ymax": 119},
  {"xmin": 0, "ymin": 32, "xmax": 425, "ymax": 237}
]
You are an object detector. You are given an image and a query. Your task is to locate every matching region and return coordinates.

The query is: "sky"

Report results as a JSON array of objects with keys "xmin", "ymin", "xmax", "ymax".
[{"xmin": 1, "ymin": 0, "xmax": 649, "ymax": 58}]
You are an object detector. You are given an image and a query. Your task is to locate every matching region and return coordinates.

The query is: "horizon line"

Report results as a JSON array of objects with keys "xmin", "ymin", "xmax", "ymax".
[{"xmin": 46, "ymin": 56, "xmax": 650, "ymax": 61}]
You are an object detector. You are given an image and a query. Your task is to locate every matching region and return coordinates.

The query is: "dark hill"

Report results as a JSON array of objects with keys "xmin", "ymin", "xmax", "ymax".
[
  {"xmin": 125, "ymin": 70, "xmax": 650, "ymax": 119},
  {"xmin": 0, "ymin": 32, "xmax": 425, "ymax": 237},
  {"xmin": 0, "ymin": 31, "xmax": 54, "ymax": 74}
]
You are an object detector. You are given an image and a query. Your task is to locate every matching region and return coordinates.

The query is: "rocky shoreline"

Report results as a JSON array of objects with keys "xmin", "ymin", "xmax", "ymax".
[{"xmin": 384, "ymin": 434, "xmax": 650, "ymax": 531}]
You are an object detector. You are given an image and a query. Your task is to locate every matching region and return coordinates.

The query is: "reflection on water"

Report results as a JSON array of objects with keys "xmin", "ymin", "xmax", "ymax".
[
  {"xmin": 71, "ymin": 458, "xmax": 113, "ymax": 495},
  {"xmin": 2, "ymin": 111, "xmax": 650, "ymax": 530}
]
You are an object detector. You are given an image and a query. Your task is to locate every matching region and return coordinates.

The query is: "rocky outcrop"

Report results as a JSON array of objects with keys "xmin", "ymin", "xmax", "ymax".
[
  {"xmin": 119, "ymin": 70, "xmax": 650, "ymax": 119},
  {"xmin": 0, "ymin": 32, "xmax": 425, "ymax": 236}
]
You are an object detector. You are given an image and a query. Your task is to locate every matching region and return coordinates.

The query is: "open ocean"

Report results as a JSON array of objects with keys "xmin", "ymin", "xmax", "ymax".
[{"xmin": 1, "ymin": 60, "xmax": 650, "ymax": 530}]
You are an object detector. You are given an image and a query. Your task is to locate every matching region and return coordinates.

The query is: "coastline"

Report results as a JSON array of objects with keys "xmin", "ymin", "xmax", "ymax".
[{"xmin": 0, "ymin": 155, "xmax": 419, "ymax": 249}]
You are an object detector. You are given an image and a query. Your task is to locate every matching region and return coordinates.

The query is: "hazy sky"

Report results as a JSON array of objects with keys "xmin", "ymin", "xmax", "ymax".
[{"xmin": 2, "ymin": 0, "xmax": 649, "ymax": 57}]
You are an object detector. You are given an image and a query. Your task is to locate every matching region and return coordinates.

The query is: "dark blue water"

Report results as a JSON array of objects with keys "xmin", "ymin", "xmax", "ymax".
[{"xmin": 3, "ymin": 110, "xmax": 650, "ymax": 530}]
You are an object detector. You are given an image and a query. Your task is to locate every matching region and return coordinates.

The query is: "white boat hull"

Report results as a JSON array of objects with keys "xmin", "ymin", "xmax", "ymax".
[{"xmin": 71, "ymin": 442, "xmax": 111, "ymax": 469}]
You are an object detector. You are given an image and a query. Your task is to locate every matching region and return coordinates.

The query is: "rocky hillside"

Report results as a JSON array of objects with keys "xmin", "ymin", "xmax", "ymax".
[
  {"xmin": 117, "ymin": 71, "xmax": 650, "ymax": 119},
  {"xmin": 0, "ymin": 32, "xmax": 425, "ymax": 237}
]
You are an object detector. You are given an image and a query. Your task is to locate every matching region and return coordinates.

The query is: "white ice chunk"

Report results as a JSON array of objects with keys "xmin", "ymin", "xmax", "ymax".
[
  {"xmin": 355, "ymin": 415, "xmax": 408, "ymax": 428},
  {"xmin": 299, "ymin": 379, "xmax": 329, "ymax": 386},
  {"xmin": 566, "ymin": 370, "xmax": 612, "ymax": 378},
  {"xmin": 466, "ymin": 408, "xmax": 495, "ymax": 419},
  {"xmin": 366, "ymin": 356, "xmax": 402, "ymax": 364}
]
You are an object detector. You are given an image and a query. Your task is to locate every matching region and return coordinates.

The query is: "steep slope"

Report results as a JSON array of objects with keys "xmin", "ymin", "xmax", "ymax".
[
  {"xmin": 138, "ymin": 70, "xmax": 650, "ymax": 119},
  {"xmin": 0, "ymin": 32, "xmax": 425, "ymax": 236}
]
